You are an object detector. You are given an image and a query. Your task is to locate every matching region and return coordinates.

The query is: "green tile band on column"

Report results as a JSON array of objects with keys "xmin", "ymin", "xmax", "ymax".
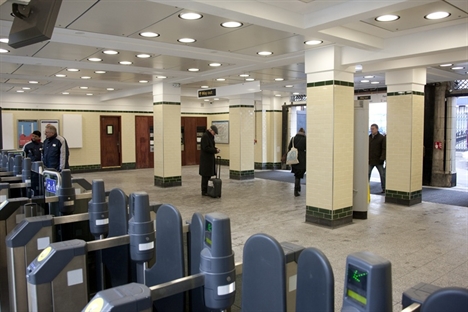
[
  {"xmin": 154, "ymin": 175, "xmax": 182, "ymax": 187},
  {"xmin": 385, "ymin": 189, "xmax": 422, "ymax": 206},
  {"xmin": 387, "ymin": 91, "xmax": 424, "ymax": 97},
  {"xmin": 229, "ymin": 170, "xmax": 254, "ymax": 180},
  {"xmin": 153, "ymin": 101, "xmax": 181, "ymax": 105},
  {"xmin": 254, "ymin": 162, "xmax": 282, "ymax": 170},
  {"xmin": 307, "ymin": 80, "xmax": 354, "ymax": 88},
  {"xmin": 70, "ymin": 162, "xmax": 137, "ymax": 172},
  {"xmin": 305, "ymin": 206, "xmax": 353, "ymax": 228}
]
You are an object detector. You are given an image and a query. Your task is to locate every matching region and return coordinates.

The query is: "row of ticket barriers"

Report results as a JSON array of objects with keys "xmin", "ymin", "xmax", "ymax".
[{"xmin": 0, "ymin": 150, "xmax": 467, "ymax": 312}]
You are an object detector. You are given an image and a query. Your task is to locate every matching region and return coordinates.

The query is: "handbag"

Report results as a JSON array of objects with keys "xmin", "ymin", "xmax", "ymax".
[{"xmin": 286, "ymin": 137, "xmax": 299, "ymax": 165}]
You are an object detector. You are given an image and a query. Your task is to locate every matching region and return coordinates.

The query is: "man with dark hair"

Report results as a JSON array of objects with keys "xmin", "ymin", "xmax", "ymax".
[
  {"xmin": 23, "ymin": 130, "xmax": 43, "ymax": 162},
  {"xmin": 369, "ymin": 123, "xmax": 386, "ymax": 193},
  {"xmin": 199, "ymin": 125, "xmax": 220, "ymax": 196},
  {"xmin": 43, "ymin": 124, "xmax": 69, "ymax": 171}
]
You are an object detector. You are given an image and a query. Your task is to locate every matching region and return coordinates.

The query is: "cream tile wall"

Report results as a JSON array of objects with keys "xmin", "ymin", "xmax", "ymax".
[
  {"xmin": 410, "ymin": 95, "xmax": 424, "ymax": 192},
  {"xmin": 254, "ymin": 111, "xmax": 266, "ymax": 163},
  {"xmin": 153, "ymin": 104, "xmax": 181, "ymax": 178},
  {"xmin": 229, "ymin": 107, "xmax": 254, "ymax": 171},
  {"xmin": 268, "ymin": 112, "xmax": 282, "ymax": 162}
]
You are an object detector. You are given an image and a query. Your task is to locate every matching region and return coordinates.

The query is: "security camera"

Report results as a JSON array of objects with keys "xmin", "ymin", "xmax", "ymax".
[{"xmin": 210, "ymin": 101, "xmax": 213, "ymax": 105}]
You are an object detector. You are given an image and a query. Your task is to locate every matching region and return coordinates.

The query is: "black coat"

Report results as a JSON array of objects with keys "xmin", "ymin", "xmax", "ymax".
[
  {"xmin": 43, "ymin": 134, "xmax": 69, "ymax": 171},
  {"xmin": 23, "ymin": 140, "xmax": 43, "ymax": 162},
  {"xmin": 288, "ymin": 133, "xmax": 306, "ymax": 173},
  {"xmin": 199, "ymin": 130, "xmax": 218, "ymax": 176},
  {"xmin": 369, "ymin": 132, "xmax": 386, "ymax": 165}
]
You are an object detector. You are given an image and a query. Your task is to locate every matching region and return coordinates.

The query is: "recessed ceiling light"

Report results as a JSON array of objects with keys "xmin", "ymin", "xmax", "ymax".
[
  {"xmin": 80, "ymin": 86, "xmax": 88, "ymax": 89},
  {"xmin": 204, "ymin": 99, "xmax": 210, "ymax": 102},
  {"xmin": 0, "ymin": 48, "xmax": 9, "ymax": 53},
  {"xmin": 178, "ymin": 38, "xmax": 196, "ymax": 43},
  {"xmin": 221, "ymin": 21, "xmax": 243, "ymax": 28},
  {"xmin": 451, "ymin": 66, "xmax": 464, "ymax": 70},
  {"xmin": 16, "ymin": 90, "xmax": 24, "ymax": 93},
  {"xmin": 107, "ymin": 88, "xmax": 115, "ymax": 91},
  {"xmin": 156, "ymin": 75, "xmax": 167, "ymax": 79},
  {"xmin": 55, "ymin": 74, "xmax": 66, "ymax": 77},
  {"xmin": 361, "ymin": 80, "xmax": 370, "ymax": 83},
  {"xmin": 304, "ymin": 40, "xmax": 323, "ymax": 46},
  {"xmin": 62, "ymin": 92, "xmax": 69, "ymax": 95},
  {"xmin": 257, "ymin": 51, "xmax": 273, "ymax": 56},
  {"xmin": 245, "ymin": 78, "xmax": 255, "ymax": 81},
  {"xmin": 371, "ymin": 81, "xmax": 380, "ymax": 84},
  {"xmin": 139, "ymin": 80, "xmax": 148, "ymax": 83},
  {"xmin": 29, "ymin": 81, "xmax": 38, "ymax": 84},
  {"xmin": 275, "ymin": 78, "xmax": 284, "ymax": 81},
  {"xmin": 188, "ymin": 68, "xmax": 199, "ymax": 72},
  {"xmin": 239, "ymin": 74, "xmax": 250, "ymax": 77},
  {"xmin": 275, "ymin": 94, "xmax": 281, "ymax": 97},
  {"xmin": 88, "ymin": 57, "xmax": 102, "ymax": 62},
  {"xmin": 425, "ymin": 11, "xmax": 450, "ymax": 20},
  {"xmin": 201, "ymin": 86, "xmax": 209, "ymax": 88},
  {"xmin": 81, "ymin": 76, "xmax": 91, "ymax": 79},
  {"xmin": 103, "ymin": 50, "xmax": 118, "ymax": 55},
  {"xmin": 22, "ymin": 87, "xmax": 31, "ymax": 90},
  {"xmin": 0, "ymin": 38, "xmax": 9, "ymax": 43},
  {"xmin": 209, "ymin": 63, "xmax": 221, "ymax": 67},
  {"xmin": 86, "ymin": 93, "xmax": 93, "ymax": 96},
  {"xmin": 179, "ymin": 12, "xmax": 202, "ymax": 20},
  {"xmin": 67, "ymin": 68, "xmax": 79, "ymax": 72},
  {"xmin": 375, "ymin": 14, "xmax": 399, "ymax": 22},
  {"xmin": 139, "ymin": 32, "xmax": 159, "ymax": 38},
  {"xmin": 119, "ymin": 61, "xmax": 132, "ymax": 65},
  {"xmin": 216, "ymin": 78, "xmax": 225, "ymax": 81},
  {"xmin": 95, "ymin": 70, "xmax": 106, "ymax": 74},
  {"xmin": 136, "ymin": 53, "xmax": 151, "ymax": 58},
  {"xmin": 440, "ymin": 64, "xmax": 453, "ymax": 67},
  {"xmin": 214, "ymin": 98, "xmax": 219, "ymax": 101},
  {"xmin": 364, "ymin": 75, "xmax": 375, "ymax": 79},
  {"xmin": 285, "ymin": 85, "xmax": 293, "ymax": 88},
  {"xmin": 293, "ymin": 92, "xmax": 300, "ymax": 95}
]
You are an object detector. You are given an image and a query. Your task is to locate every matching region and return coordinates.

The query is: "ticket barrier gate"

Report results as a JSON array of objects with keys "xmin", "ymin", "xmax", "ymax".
[
  {"xmin": 0, "ymin": 150, "xmax": 23, "ymax": 175},
  {"xmin": 26, "ymin": 193, "xmax": 187, "ymax": 311},
  {"xmin": 402, "ymin": 283, "xmax": 468, "ymax": 312},
  {"xmin": 6, "ymin": 181, "xmax": 128, "ymax": 312}
]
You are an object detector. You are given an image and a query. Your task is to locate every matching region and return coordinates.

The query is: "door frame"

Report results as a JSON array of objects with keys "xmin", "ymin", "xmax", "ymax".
[{"xmin": 100, "ymin": 115, "xmax": 122, "ymax": 168}]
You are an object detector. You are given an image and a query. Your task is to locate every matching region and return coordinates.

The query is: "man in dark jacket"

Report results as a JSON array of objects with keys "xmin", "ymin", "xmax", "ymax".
[
  {"xmin": 43, "ymin": 124, "xmax": 69, "ymax": 171},
  {"xmin": 23, "ymin": 130, "xmax": 43, "ymax": 162},
  {"xmin": 199, "ymin": 125, "xmax": 220, "ymax": 196},
  {"xmin": 369, "ymin": 123, "xmax": 386, "ymax": 193},
  {"xmin": 288, "ymin": 128, "xmax": 306, "ymax": 197}
]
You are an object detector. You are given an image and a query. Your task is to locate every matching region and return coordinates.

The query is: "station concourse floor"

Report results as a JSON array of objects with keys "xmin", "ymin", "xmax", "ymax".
[{"xmin": 76, "ymin": 165, "xmax": 468, "ymax": 311}]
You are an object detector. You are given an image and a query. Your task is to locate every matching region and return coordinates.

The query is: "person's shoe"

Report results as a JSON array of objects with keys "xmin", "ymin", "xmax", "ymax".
[
  {"xmin": 294, "ymin": 190, "xmax": 300, "ymax": 197},
  {"xmin": 202, "ymin": 192, "xmax": 209, "ymax": 196},
  {"xmin": 380, "ymin": 189, "xmax": 385, "ymax": 194}
]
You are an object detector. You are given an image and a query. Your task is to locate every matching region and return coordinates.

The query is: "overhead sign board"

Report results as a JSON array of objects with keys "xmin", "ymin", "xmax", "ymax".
[{"xmin": 198, "ymin": 89, "xmax": 216, "ymax": 98}]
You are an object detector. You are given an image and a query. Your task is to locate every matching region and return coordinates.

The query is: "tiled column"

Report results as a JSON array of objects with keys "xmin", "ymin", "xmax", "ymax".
[
  {"xmin": 305, "ymin": 46, "xmax": 355, "ymax": 227},
  {"xmin": 254, "ymin": 93, "xmax": 282, "ymax": 169},
  {"xmin": 229, "ymin": 94, "xmax": 255, "ymax": 180},
  {"xmin": 153, "ymin": 82, "xmax": 182, "ymax": 187},
  {"xmin": 385, "ymin": 68, "xmax": 426, "ymax": 205}
]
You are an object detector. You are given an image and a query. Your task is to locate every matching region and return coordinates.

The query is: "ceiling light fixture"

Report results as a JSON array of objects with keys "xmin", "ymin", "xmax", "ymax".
[
  {"xmin": 55, "ymin": 74, "xmax": 66, "ymax": 77},
  {"xmin": 0, "ymin": 48, "xmax": 9, "ymax": 53},
  {"xmin": 364, "ymin": 75, "xmax": 375, "ymax": 79},
  {"xmin": 371, "ymin": 81, "xmax": 380, "ymax": 84},
  {"xmin": 17, "ymin": 90, "xmax": 24, "ymax": 93},
  {"xmin": 88, "ymin": 57, "xmax": 102, "ymax": 62},
  {"xmin": 80, "ymin": 86, "xmax": 88, "ymax": 89},
  {"xmin": 103, "ymin": 50, "xmax": 118, "ymax": 55},
  {"xmin": 29, "ymin": 81, "xmax": 38, "ymax": 84},
  {"xmin": 451, "ymin": 66, "xmax": 464, "ymax": 70},
  {"xmin": 179, "ymin": 12, "xmax": 202, "ymax": 20},
  {"xmin": 22, "ymin": 87, "xmax": 31, "ymax": 90},
  {"xmin": 285, "ymin": 85, "xmax": 293, "ymax": 88},
  {"xmin": 304, "ymin": 40, "xmax": 323, "ymax": 45},
  {"xmin": 0, "ymin": 38, "xmax": 9, "ymax": 43},
  {"xmin": 81, "ymin": 76, "xmax": 91, "ymax": 79},
  {"xmin": 275, "ymin": 94, "xmax": 281, "ymax": 97},
  {"xmin": 62, "ymin": 92, "xmax": 69, "ymax": 95},
  {"xmin": 139, "ymin": 32, "xmax": 159, "ymax": 38},
  {"xmin": 425, "ymin": 11, "xmax": 450, "ymax": 20},
  {"xmin": 67, "ymin": 68, "xmax": 79, "ymax": 72},
  {"xmin": 245, "ymin": 78, "xmax": 255, "ymax": 81},
  {"xmin": 201, "ymin": 86, "xmax": 209, "ymax": 88},
  {"xmin": 139, "ymin": 80, "xmax": 148, "ymax": 83},
  {"xmin": 95, "ymin": 70, "xmax": 106, "ymax": 74},
  {"xmin": 86, "ymin": 93, "xmax": 93, "ymax": 96},
  {"xmin": 239, "ymin": 74, "xmax": 249, "ymax": 77},
  {"xmin": 275, "ymin": 78, "xmax": 284, "ymax": 81},
  {"xmin": 216, "ymin": 78, "xmax": 225, "ymax": 81},
  {"xmin": 257, "ymin": 51, "xmax": 273, "ymax": 56},
  {"xmin": 440, "ymin": 64, "xmax": 453, "ymax": 67},
  {"xmin": 178, "ymin": 38, "xmax": 196, "ymax": 43},
  {"xmin": 214, "ymin": 98, "xmax": 219, "ymax": 101},
  {"xmin": 136, "ymin": 54, "xmax": 151, "ymax": 58},
  {"xmin": 375, "ymin": 14, "xmax": 399, "ymax": 22},
  {"xmin": 209, "ymin": 63, "xmax": 221, "ymax": 67},
  {"xmin": 188, "ymin": 68, "xmax": 199, "ymax": 72},
  {"xmin": 156, "ymin": 75, "xmax": 167, "ymax": 79},
  {"xmin": 119, "ymin": 61, "xmax": 132, "ymax": 65},
  {"xmin": 361, "ymin": 80, "xmax": 370, "ymax": 83},
  {"xmin": 221, "ymin": 21, "xmax": 243, "ymax": 28},
  {"xmin": 107, "ymin": 88, "xmax": 115, "ymax": 91}
]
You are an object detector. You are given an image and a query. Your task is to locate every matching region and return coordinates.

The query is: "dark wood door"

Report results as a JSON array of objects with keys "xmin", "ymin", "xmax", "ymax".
[
  {"xmin": 135, "ymin": 116, "xmax": 154, "ymax": 169},
  {"xmin": 100, "ymin": 116, "xmax": 121, "ymax": 168},
  {"xmin": 181, "ymin": 117, "xmax": 206, "ymax": 166}
]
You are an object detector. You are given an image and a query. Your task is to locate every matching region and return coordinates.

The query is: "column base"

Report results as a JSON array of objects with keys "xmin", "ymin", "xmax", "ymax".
[
  {"xmin": 431, "ymin": 172, "xmax": 456, "ymax": 187},
  {"xmin": 305, "ymin": 206, "xmax": 353, "ymax": 228},
  {"xmin": 353, "ymin": 211, "xmax": 367, "ymax": 219},
  {"xmin": 385, "ymin": 189, "xmax": 422, "ymax": 206},
  {"xmin": 154, "ymin": 176, "xmax": 182, "ymax": 187},
  {"xmin": 254, "ymin": 162, "xmax": 282, "ymax": 170},
  {"xmin": 229, "ymin": 170, "xmax": 254, "ymax": 180}
]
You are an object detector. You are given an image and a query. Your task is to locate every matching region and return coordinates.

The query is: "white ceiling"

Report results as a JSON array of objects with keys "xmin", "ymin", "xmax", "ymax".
[{"xmin": 0, "ymin": 0, "xmax": 467, "ymax": 102}]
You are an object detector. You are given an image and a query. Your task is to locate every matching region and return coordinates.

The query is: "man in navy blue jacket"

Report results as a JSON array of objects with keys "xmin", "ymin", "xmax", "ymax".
[
  {"xmin": 23, "ymin": 130, "xmax": 43, "ymax": 162},
  {"xmin": 42, "ymin": 124, "xmax": 69, "ymax": 171}
]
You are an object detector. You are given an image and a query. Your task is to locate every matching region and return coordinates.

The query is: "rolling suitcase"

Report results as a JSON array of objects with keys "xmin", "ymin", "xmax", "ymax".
[{"xmin": 207, "ymin": 156, "xmax": 222, "ymax": 198}]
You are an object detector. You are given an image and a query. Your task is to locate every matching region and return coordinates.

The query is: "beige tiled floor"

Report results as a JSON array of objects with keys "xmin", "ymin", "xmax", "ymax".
[{"xmin": 76, "ymin": 166, "xmax": 468, "ymax": 311}]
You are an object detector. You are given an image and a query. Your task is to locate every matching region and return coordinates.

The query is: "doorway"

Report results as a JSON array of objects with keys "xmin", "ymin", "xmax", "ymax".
[
  {"xmin": 181, "ymin": 117, "xmax": 207, "ymax": 165},
  {"xmin": 135, "ymin": 116, "xmax": 154, "ymax": 169},
  {"xmin": 100, "ymin": 116, "xmax": 121, "ymax": 168}
]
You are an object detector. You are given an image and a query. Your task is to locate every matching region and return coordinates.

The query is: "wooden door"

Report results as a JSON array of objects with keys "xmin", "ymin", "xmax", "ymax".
[
  {"xmin": 135, "ymin": 116, "xmax": 154, "ymax": 169},
  {"xmin": 181, "ymin": 117, "xmax": 206, "ymax": 166},
  {"xmin": 100, "ymin": 116, "xmax": 121, "ymax": 168}
]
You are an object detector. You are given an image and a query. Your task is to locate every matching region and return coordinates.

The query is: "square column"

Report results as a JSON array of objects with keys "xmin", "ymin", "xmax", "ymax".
[
  {"xmin": 229, "ymin": 94, "xmax": 255, "ymax": 180},
  {"xmin": 305, "ymin": 46, "xmax": 355, "ymax": 227},
  {"xmin": 153, "ymin": 82, "xmax": 182, "ymax": 187},
  {"xmin": 385, "ymin": 68, "xmax": 426, "ymax": 205}
]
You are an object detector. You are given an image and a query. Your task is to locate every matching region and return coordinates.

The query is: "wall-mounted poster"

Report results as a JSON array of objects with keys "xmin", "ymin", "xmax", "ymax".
[
  {"xmin": 40, "ymin": 120, "xmax": 60, "ymax": 142},
  {"xmin": 212, "ymin": 120, "xmax": 229, "ymax": 144},
  {"xmin": 18, "ymin": 120, "xmax": 38, "ymax": 148}
]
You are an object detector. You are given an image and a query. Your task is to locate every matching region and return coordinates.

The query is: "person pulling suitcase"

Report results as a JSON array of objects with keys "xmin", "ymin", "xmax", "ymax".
[{"xmin": 199, "ymin": 125, "xmax": 220, "ymax": 196}]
